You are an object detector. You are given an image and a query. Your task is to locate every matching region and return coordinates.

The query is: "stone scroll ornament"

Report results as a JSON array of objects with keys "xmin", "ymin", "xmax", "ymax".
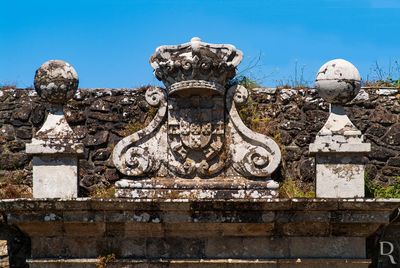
[
  {"xmin": 112, "ymin": 87, "xmax": 168, "ymax": 176},
  {"xmin": 112, "ymin": 37, "xmax": 281, "ymax": 196}
]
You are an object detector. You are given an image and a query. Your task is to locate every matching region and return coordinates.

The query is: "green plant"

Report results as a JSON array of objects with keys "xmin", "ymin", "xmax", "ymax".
[
  {"xmin": 229, "ymin": 52, "xmax": 276, "ymax": 89},
  {"xmin": 276, "ymin": 61, "xmax": 311, "ymax": 89},
  {"xmin": 96, "ymin": 253, "xmax": 116, "ymax": 268},
  {"xmin": 365, "ymin": 177, "xmax": 400, "ymax": 198},
  {"xmin": 233, "ymin": 75, "xmax": 260, "ymax": 89},
  {"xmin": 291, "ymin": 60, "xmax": 310, "ymax": 89},
  {"xmin": 237, "ymin": 97, "xmax": 270, "ymax": 133},
  {"xmin": 279, "ymin": 178, "xmax": 315, "ymax": 198},
  {"xmin": 364, "ymin": 60, "xmax": 400, "ymax": 88}
]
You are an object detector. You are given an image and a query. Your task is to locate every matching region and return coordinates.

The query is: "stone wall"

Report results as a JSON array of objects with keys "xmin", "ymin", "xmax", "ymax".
[
  {"xmin": 1, "ymin": 198, "xmax": 398, "ymax": 268},
  {"xmin": 0, "ymin": 86, "xmax": 399, "ymax": 197}
]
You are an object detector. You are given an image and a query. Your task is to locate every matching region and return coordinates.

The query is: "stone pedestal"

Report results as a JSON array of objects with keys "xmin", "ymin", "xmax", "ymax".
[
  {"xmin": 314, "ymin": 154, "xmax": 367, "ymax": 198},
  {"xmin": 26, "ymin": 107, "xmax": 84, "ymax": 198},
  {"xmin": 26, "ymin": 60, "xmax": 83, "ymax": 198},
  {"xmin": 310, "ymin": 60, "xmax": 371, "ymax": 198},
  {"xmin": 31, "ymin": 156, "xmax": 79, "ymax": 198},
  {"xmin": 310, "ymin": 105, "xmax": 371, "ymax": 198}
]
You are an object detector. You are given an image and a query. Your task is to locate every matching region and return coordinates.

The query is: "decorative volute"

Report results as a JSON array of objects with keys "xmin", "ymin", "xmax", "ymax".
[{"xmin": 113, "ymin": 38, "xmax": 281, "ymax": 199}]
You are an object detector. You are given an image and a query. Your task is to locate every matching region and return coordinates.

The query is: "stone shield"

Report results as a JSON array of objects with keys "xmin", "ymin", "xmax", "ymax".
[{"xmin": 167, "ymin": 95, "xmax": 225, "ymax": 177}]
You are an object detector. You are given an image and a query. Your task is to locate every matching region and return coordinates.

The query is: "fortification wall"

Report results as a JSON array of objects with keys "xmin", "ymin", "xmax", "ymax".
[{"xmin": 0, "ymin": 86, "xmax": 399, "ymax": 197}]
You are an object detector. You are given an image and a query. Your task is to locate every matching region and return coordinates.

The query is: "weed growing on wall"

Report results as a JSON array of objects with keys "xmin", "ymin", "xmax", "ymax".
[
  {"xmin": 279, "ymin": 178, "xmax": 315, "ymax": 198},
  {"xmin": 96, "ymin": 253, "xmax": 116, "ymax": 268},
  {"xmin": 0, "ymin": 171, "xmax": 32, "ymax": 199},
  {"xmin": 123, "ymin": 106, "xmax": 157, "ymax": 136},
  {"xmin": 90, "ymin": 186, "xmax": 116, "ymax": 199},
  {"xmin": 365, "ymin": 177, "xmax": 400, "ymax": 198},
  {"xmin": 365, "ymin": 60, "xmax": 400, "ymax": 87},
  {"xmin": 237, "ymin": 96, "xmax": 271, "ymax": 133}
]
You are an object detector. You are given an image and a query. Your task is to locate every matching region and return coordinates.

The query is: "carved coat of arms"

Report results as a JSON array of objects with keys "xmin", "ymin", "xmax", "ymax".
[
  {"xmin": 112, "ymin": 37, "xmax": 282, "ymax": 198},
  {"xmin": 168, "ymin": 95, "xmax": 225, "ymax": 177}
]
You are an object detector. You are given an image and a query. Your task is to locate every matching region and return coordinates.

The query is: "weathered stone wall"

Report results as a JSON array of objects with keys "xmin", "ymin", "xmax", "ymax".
[
  {"xmin": 0, "ymin": 87, "xmax": 153, "ymax": 197},
  {"xmin": 0, "ymin": 86, "xmax": 399, "ymax": 197},
  {"xmin": 248, "ymin": 87, "xmax": 400, "ymax": 196},
  {"xmin": 1, "ymin": 198, "xmax": 398, "ymax": 268}
]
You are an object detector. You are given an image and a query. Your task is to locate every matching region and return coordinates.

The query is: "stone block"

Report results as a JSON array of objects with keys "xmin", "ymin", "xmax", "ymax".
[
  {"xmin": 331, "ymin": 211, "xmax": 390, "ymax": 223},
  {"xmin": 105, "ymin": 223, "xmax": 125, "ymax": 237},
  {"xmin": 281, "ymin": 222, "xmax": 330, "ymax": 236},
  {"xmin": 277, "ymin": 259, "xmax": 370, "ymax": 268},
  {"xmin": 17, "ymin": 222, "xmax": 63, "ymax": 236},
  {"xmin": 124, "ymin": 223, "xmax": 164, "ymax": 237},
  {"xmin": 32, "ymin": 156, "xmax": 78, "ymax": 198},
  {"xmin": 161, "ymin": 211, "xmax": 192, "ymax": 223},
  {"xmin": 205, "ymin": 237, "xmax": 289, "ymax": 258},
  {"xmin": 31, "ymin": 237, "xmax": 66, "ymax": 258},
  {"xmin": 63, "ymin": 210, "xmax": 102, "ymax": 222},
  {"xmin": 63, "ymin": 223, "xmax": 106, "ymax": 237},
  {"xmin": 315, "ymin": 155, "xmax": 365, "ymax": 198},
  {"xmin": 163, "ymin": 223, "xmax": 275, "ymax": 237},
  {"xmin": 331, "ymin": 223, "xmax": 381, "ymax": 236},
  {"xmin": 289, "ymin": 237, "xmax": 365, "ymax": 258},
  {"xmin": 120, "ymin": 238, "xmax": 146, "ymax": 258},
  {"xmin": 145, "ymin": 238, "xmax": 205, "ymax": 259}
]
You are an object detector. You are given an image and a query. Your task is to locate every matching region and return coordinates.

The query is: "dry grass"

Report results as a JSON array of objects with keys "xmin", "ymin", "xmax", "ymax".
[
  {"xmin": 96, "ymin": 253, "xmax": 116, "ymax": 268},
  {"xmin": 0, "ymin": 170, "xmax": 32, "ymax": 199},
  {"xmin": 123, "ymin": 106, "xmax": 157, "ymax": 136},
  {"xmin": 90, "ymin": 186, "xmax": 116, "ymax": 199},
  {"xmin": 279, "ymin": 178, "xmax": 315, "ymax": 198},
  {"xmin": 237, "ymin": 97, "xmax": 271, "ymax": 133}
]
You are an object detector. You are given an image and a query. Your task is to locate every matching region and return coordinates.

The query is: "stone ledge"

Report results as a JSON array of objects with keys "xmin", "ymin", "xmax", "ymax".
[
  {"xmin": 309, "ymin": 143, "xmax": 371, "ymax": 153},
  {"xmin": 27, "ymin": 258, "xmax": 371, "ymax": 268},
  {"xmin": 2, "ymin": 200, "xmax": 396, "ymax": 267},
  {"xmin": 1, "ymin": 199, "xmax": 398, "ymax": 239},
  {"xmin": 26, "ymin": 141, "xmax": 84, "ymax": 155},
  {"xmin": 0, "ymin": 198, "xmax": 399, "ymax": 211}
]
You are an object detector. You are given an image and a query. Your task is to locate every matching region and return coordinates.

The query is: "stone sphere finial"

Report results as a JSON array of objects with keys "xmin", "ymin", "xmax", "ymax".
[
  {"xmin": 315, "ymin": 59, "xmax": 361, "ymax": 104},
  {"xmin": 191, "ymin": 37, "xmax": 201, "ymax": 42},
  {"xmin": 34, "ymin": 60, "xmax": 79, "ymax": 104}
]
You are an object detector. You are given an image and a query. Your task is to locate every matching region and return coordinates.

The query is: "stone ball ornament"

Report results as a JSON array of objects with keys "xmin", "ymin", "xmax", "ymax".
[
  {"xmin": 34, "ymin": 60, "xmax": 79, "ymax": 104},
  {"xmin": 315, "ymin": 59, "xmax": 361, "ymax": 104}
]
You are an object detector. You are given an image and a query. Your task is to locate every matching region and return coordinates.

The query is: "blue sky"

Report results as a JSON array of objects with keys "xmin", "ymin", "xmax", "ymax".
[{"xmin": 1, "ymin": 0, "xmax": 400, "ymax": 88}]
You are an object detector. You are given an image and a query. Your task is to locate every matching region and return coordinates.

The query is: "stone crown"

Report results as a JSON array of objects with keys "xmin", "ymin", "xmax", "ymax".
[{"xmin": 150, "ymin": 37, "xmax": 243, "ymax": 95}]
